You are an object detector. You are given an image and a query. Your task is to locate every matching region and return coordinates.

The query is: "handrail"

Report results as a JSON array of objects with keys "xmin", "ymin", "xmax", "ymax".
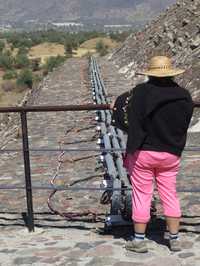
[
  {"xmin": 0, "ymin": 104, "xmax": 110, "ymax": 113},
  {"xmin": 0, "ymin": 58, "xmax": 199, "ymax": 232},
  {"xmin": 0, "ymin": 101, "xmax": 199, "ymax": 113}
]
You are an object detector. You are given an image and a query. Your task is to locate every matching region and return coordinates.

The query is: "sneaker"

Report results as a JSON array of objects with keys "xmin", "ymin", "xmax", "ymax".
[
  {"xmin": 169, "ymin": 239, "xmax": 181, "ymax": 252},
  {"xmin": 125, "ymin": 240, "xmax": 148, "ymax": 253}
]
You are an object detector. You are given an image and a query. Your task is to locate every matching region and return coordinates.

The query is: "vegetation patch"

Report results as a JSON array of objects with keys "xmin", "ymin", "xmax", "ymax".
[
  {"xmin": 73, "ymin": 48, "xmax": 96, "ymax": 58},
  {"xmin": 0, "ymin": 30, "xmax": 131, "ymax": 106},
  {"xmin": 80, "ymin": 37, "xmax": 118, "ymax": 50},
  {"xmin": 29, "ymin": 43, "xmax": 65, "ymax": 64}
]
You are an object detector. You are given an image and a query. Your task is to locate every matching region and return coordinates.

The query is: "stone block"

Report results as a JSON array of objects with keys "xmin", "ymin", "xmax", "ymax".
[{"xmin": 190, "ymin": 36, "xmax": 200, "ymax": 49}]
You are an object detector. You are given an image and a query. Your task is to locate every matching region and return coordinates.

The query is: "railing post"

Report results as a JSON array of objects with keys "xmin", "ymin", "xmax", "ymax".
[{"xmin": 20, "ymin": 111, "xmax": 34, "ymax": 232}]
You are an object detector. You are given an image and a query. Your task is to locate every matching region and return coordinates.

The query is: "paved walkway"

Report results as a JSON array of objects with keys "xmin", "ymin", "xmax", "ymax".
[{"xmin": 0, "ymin": 57, "xmax": 200, "ymax": 265}]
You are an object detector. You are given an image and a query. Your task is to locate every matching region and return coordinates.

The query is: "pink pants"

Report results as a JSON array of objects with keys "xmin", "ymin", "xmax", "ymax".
[{"xmin": 124, "ymin": 150, "xmax": 181, "ymax": 223}]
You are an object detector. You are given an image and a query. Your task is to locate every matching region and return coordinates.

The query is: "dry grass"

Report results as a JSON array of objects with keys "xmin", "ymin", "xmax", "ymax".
[
  {"xmin": 13, "ymin": 48, "xmax": 19, "ymax": 56},
  {"xmin": 29, "ymin": 43, "xmax": 65, "ymax": 64},
  {"xmin": 74, "ymin": 37, "xmax": 119, "ymax": 58},
  {"xmin": 3, "ymin": 40, "xmax": 18, "ymax": 56},
  {"xmin": 0, "ymin": 87, "xmax": 27, "ymax": 107},
  {"xmin": 0, "ymin": 42, "xmax": 65, "ymax": 106},
  {"xmin": 0, "ymin": 70, "xmax": 5, "ymax": 88},
  {"xmin": 80, "ymin": 37, "xmax": 119, "ymax": 49},
  {"xmin": 0, "ymin": 70, "xmax": 27, "ymax": 107},
  {"xmin": 0, "ymin": 37, "xmax": 118, "ymax": 106},
  {"xmin": 0, "ymin": 70, "xmax": 4, "ymax": 78},
  {"xmin": 73, "ymin": 48, "xmax": 96, "ymax": 58},
  {"xmin": 0, "ymin": 42, "xmax": 64, "ymax": 106}
]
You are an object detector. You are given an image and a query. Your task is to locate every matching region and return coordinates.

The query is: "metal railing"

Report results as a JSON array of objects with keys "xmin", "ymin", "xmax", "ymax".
[
  {"xmin": 0, "ymin": 104, "xmax": 109, "ymax": 232},
  {"xmin": 0, "ymin": 57, "xmax": 199, "ymax": 232},
  {"xmin": 0, "ymin": 102, "xmax": 200, "ymax": 232}
]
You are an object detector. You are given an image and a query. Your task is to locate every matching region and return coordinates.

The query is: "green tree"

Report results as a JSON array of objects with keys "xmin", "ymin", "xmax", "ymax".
[
  {"xmin": 17, "ymin": 69, "xmax": 33, "ymax": 88},
  {"xmin": 43, "ymin": 56, "xmax": 66, "ymax": 74},
  {"xmin": 3, "ymin": 70, "xmax": 18, "ymax": 80},
  {"xmin": 13, "ymin": 37, "xmax": 33, "ymax": 49},
  {"xmin": 4, "ymin": 49, "xmax": 12, "ymax": 57},
  {"xmin": 109, "ymin": 31, "xmax": 132, "ymax": 42},
  {"xmin": 0, "ymin": 40, "xmax": 5, "ymax": 53},
  {"xmin": 15, "ymin": 53, "xmax": 30, "ymax": 68},
  {"xmin": 17, "ymin": 46, "xmax": 29, "ymax": 55},
  {"xmin": 0, "ymin": 53, "xmax": 14, "ymax": 70}
]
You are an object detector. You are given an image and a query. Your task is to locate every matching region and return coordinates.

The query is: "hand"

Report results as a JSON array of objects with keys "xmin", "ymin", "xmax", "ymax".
[{"xmin": 110, "ymin": 100, "xmax": 116, "ymax": 110}]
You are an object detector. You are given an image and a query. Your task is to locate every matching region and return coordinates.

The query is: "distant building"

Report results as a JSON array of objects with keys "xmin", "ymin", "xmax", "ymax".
[
  {"xmin": 103, "ymin": 24, "xmax": 133, "ymax": 33},
  {"xmin": 0, "ymin": 23, "xmax": 12, "ymax": 32},
  {"xmin": 52, "ymin": 22, "xmax": 84, "ymax": 27}
]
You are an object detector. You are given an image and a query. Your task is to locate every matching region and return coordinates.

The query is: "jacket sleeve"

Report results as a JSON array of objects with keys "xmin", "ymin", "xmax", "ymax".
[{"xmin": 126, "ymin": 85, "xmax": 148, "ymax": 153}]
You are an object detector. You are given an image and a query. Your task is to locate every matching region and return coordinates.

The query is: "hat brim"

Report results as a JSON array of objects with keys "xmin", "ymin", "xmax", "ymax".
[{"xmin": 136, "ymin": 68, "xmax": 185, "ymax": 77}]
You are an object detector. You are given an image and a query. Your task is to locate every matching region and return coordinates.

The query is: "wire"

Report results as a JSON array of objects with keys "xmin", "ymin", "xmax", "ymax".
[
  {"xmin": 46, "ymin": 62, "xmax": 105, "ymax": 222},
  {"xmin": 47, "ymin": 131, "xmax": 100, "ymax": 221},
  {"xmin": 1, "ymin": 146, "xmax": 200, "ymax": 153}
]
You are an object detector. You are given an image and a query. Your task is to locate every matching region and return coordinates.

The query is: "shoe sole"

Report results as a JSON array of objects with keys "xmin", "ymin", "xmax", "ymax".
[
  {"xmin": 125, "ymin": 246, "xmax": 148, "ymax": 253},
  {"xmin": 170, "ymin": 248, "xmax": 181, "ymax": 252}
]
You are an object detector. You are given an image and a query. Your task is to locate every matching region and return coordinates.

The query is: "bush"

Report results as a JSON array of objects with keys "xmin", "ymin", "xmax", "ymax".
[
  {"xmin": 96, "ymin": 40, "xmax": 109, "ymax": 56},
  {"xmin": 64, "ymin": 42, "xmax": 73, "ymax": 56},
  {"xmin": 15, "ymin": 53, "xmax": 30, "ymax": 68},
  {"xmin": 6, "ymin": 35, "xmax": 33, "ymax": 49},
  {"xmin": 0, "ymin": 53, "xmax": 14, "ymax": 70},
  {"xmin": 43, "ymin": 55, "xmax": 66, "ymax": 74},
  {"xmin": 109, "ymin": 31, "xmax": 132, "ymax": 42},
  {"xmin": 17, "ymin": 69, "xmax": 33, "ymax": 88},
  {"xmin": 3, "ymin": 70, "xmax": 18, "ymax": 80},
  {"xmin": 4, "ymin": 49, "xmax": 12, "ymax": 57},
  {"xmin": 17, "ymin": 46, "xmax": 29, "ymax": 55},
  {"xmin": 31, "ymin": 58, "xmax": 41, "ymax": 71},
  {"xmin": 33, "ymin": 74, "xmax": 42, "ymax": 83},
  {"xmin": 0, "ymin": 40, "xmax": 5, "ymax": 53}
]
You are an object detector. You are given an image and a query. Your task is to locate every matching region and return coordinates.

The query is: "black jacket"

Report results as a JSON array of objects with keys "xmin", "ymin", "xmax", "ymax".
[{"xmin": 112, "ymin": 78, "xmax": 194, "ymax": 156}]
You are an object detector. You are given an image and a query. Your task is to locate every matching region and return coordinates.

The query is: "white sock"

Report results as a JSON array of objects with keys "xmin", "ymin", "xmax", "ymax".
[
  {"xmin": 169, "ymin": 233, "xmax": 179, "ymax": 240},
  {"xmin": 134, "ymin": 232, "xmax": 145, "ymax": 241}
]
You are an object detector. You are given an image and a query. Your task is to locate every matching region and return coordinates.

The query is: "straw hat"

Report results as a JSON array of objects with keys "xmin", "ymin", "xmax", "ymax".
[{"xmin": 137, "ymin": 56, "xmax": 185, "ymax": 77}]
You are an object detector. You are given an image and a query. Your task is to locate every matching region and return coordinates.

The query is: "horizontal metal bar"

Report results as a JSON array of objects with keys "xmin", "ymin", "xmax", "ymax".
[
  {"xmin": 0, "ymin": 148, "xmax": 125, "ymax": 153},
  {"xmin": 194, "ymin": 102, "xmax": 200, "ymax": 108},
  {"xmin": 0, "ymin": 185, "xmax": 200, "ymax": 193},
  {"xmin": 0, "ymin": 104, "xmax": 110, "ymax": 113},
  {"xmin": 0, "ymin": 185, "xmax": 129, "ymax": 191},
  {"xmin": 0, "ymin": 147, "xmax": 200, "ymax": 153},
  {"xmin": 0, "ymin": 102, "xmax": 199, "ymax": 113}
]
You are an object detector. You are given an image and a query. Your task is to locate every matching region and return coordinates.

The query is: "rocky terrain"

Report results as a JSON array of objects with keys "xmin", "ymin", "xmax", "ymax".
[
  {"xmin": 109, "ymin": 0, "xmax": 200, "ymax": 137},
  {"xmin": 110, "ymin": 0, "xmax": 200, "ymax": 101},
  {"xmin": 0, "ymin": 0, "xmax": 175, "ymax": 25}
]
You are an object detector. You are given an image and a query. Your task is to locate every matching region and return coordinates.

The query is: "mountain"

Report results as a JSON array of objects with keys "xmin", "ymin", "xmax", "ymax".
[{"xmin": 0, "ymin": 0, "xmax": 176, "ymax": 25}]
